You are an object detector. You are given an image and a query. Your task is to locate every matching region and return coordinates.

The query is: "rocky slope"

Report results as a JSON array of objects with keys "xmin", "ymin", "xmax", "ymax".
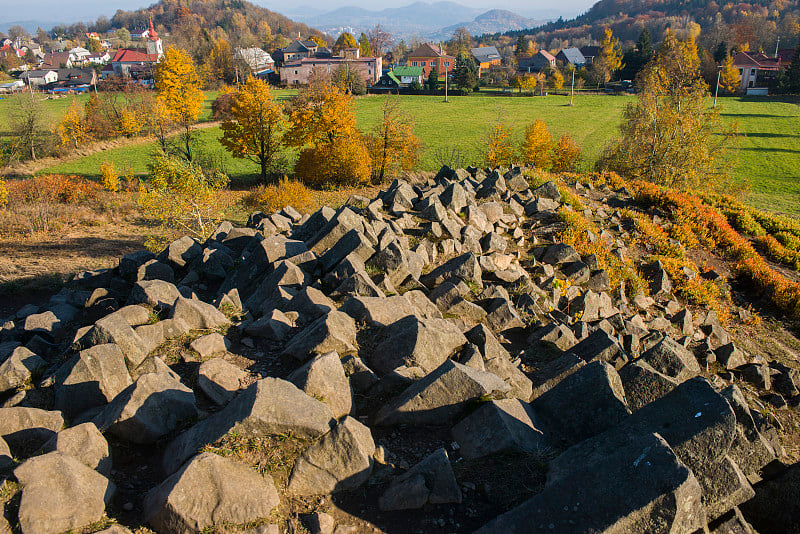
[{"xmin": 0, "ymin": 166, "xmax": 799, "ymax": 534}]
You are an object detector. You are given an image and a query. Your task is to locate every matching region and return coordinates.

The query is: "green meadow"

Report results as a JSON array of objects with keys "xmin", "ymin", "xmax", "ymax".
[{"xmin": 23, "ymin": 91, "xmax": 800, "ymax": 216}]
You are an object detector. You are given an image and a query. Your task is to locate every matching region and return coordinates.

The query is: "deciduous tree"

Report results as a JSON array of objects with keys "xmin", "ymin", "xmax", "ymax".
[
  {"xmin": 154, "ymin": 46, "xmax": 205, "ymax": 161},
  {"xmin": 520, "ymin": 119, "xmax": 553, "ymax": 169},
  {"xmin": 592, "ymin": 28, "xmax": 623, "ymax": 84},
  {"xmin": 552, "ymin": 133, "xmax": 581, "ymax": 172},
  {"xmin": 598, "ymin": 32, "xmax": 737, "ymax": 191},
  {"xmin": 720, "ymin": 53, "xmax": 741, "ymax": 94},
  {"xmin": 367, "ymin": 25, "xmax": 391, "ymax": 56},
  {"xmin": 220, "ymin": 77, "xmax": 286, "ymax": 183},
  {"xmin": 364, "ymin": 96, "xmax": 421, "ymax": 182},
  {"xmin": 333, "ymin": 32, "xmax": 357, "ymax": 54},
  {"xmin": 57, "ymin": 98, "xmax": 89, "ymax": 149},
  {"xmin": 485, "ymin": 119, "xmax": 515, "ymax": 167}
]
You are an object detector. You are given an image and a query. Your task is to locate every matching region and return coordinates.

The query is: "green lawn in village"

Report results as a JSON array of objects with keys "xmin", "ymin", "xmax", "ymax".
[{"xmin": 30, "ymin": 91, "xmax": 800, "ymax": 216}]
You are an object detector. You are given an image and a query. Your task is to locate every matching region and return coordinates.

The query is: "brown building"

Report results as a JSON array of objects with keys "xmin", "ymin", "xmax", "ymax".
[
  {"xmin": 408, "ymin": 43, "xmax": 455, "ymax": 77},
  {"xmin": 280, "ymin": 56, "xmax": 382, "ymax": 86}
]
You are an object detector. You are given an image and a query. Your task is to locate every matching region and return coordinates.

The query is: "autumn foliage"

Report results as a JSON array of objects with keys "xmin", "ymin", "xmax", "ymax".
[
  {"xmin": 364, "ymin": 96, "xmax": 421, "ymax": 183},
  {"xmin": 484, "ymin": 121, "xmax": 516, "ymax": 168},
  {"xmin": 520, "ymin": 119, "xmax": 553, "ymax": 170},
  {"xmin": 4, "ymin": 175, "xmax": 101, "ymax": 205},
  {"xmin": 242, "ymin": 176, "xmax": 313, "ymax": 214},
  {"xmin": 155, "ymin": 46, "xmax": 205, "ymax": 160}
]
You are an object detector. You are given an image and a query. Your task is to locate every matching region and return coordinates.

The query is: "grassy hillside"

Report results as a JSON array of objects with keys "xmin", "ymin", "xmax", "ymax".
[{"xmin": 31, "ymin": 93, "xmax": 800, "ymax": 216}]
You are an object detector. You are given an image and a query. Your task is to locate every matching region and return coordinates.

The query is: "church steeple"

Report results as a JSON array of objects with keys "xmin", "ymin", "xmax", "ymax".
[{"xmin": 148, "ymin": 16, "xmax": 158, "ymax": 41}]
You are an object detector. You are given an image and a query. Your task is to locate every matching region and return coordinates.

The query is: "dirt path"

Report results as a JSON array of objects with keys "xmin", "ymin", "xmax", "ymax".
[{"xmin": 1, "ymin": 120, "xmax": 221, "ymax": 177}]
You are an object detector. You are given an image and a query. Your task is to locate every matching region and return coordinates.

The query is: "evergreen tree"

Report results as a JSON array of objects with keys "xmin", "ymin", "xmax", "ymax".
[
  {"xmin": 714, "ymin": 41, "xmax": 728, "ymax": 64},
  {"xmin": 426, "ymin": 68, "xmax": 438, "ymax": 91},
  {"xmin": 515, "ymin": 35, "xmax": 528, "ymax": 57},
  {"xmin": 784, "ymin": 43, "xmax": 800, "ymax": 93},
  {"xmin": 453, "ymin": 51, "xmax": 478, "ymax": 92}
]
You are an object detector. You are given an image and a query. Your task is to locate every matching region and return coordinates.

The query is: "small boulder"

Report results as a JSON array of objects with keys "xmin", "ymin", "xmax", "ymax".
[
  {"xmin": 288, "ymin": 351, "xmax": 352, "ymax": 419},
  {"xmin": 282, "ymin": 311, "xmax": 357, "ymax": 361},
  {"xmin": 197, "ymin": 358, "xmax": 247, "ymax": 406},
  {"xmin": 379, "ymin": 448, "xmax": 461, "ymax": 510},
  {"xmin": 451, "ymin": 399, "xmax": 547, "ymax": 459},
  {"xmin": 39, "ymin": 422, "xmax": 111, "ymax": 476}
]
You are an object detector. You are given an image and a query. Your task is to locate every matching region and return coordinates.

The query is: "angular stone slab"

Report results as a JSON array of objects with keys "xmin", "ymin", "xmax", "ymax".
[
  {"xmin": 144, "ymin": 452, "xmax": 279, "ymax": 534},
  {"xmin": 282, "ymin": 311, "xmax": 357, "ymax": 361},
  {"xmin": 451, "ymin": 398, "xmax": 547, "ymax": 459},
  {"xmin": 39, "ymin": 422, "xmax": 111, "ymax": 476},
  {"xmin": 288, "ymin": 351, "xmax": 352, "ymax": 419},
  {"xmin": 374, "ymin": 360, "xmax": 510, "ymax": 426},
  {"xmin": 163, "ymin": 378, "xmax": 335, "ymax": 474},
  {"xmin": 287, "ymin": 416, "xmax": 375, "ymax": 495},
  {"xmin": 476, "ymin": 433, "xmax": 705, "ymax": 534}
]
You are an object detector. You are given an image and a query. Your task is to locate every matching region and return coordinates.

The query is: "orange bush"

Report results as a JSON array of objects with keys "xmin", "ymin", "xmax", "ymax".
[
  {"xmin": 5, "ymin": 175, "xmax": 101, "ymax": 205},
  {"xmin": 241, "ymin": 176, "xmax": 313, "ymax": 214}
]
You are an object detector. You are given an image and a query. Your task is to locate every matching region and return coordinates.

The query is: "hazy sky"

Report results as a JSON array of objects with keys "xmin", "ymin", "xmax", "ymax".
[{"xmin": 0, "ymin": 0, "xmax": 595, "ymax": 27}]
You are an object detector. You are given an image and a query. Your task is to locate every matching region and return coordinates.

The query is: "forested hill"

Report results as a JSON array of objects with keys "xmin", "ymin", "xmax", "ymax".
[
  {"xmin": 484, "ymin": 0, "xmax": 799, "ymax": 52},
  {"xmin": 110, "ymin": 0, "xmax": 329, "ymax": 48}
]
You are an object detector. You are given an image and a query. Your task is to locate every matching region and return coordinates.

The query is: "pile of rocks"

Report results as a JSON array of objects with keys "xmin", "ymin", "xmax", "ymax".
[{"xmin": 0, "ymin": 165, "xmax": 795, "ymax": 533}]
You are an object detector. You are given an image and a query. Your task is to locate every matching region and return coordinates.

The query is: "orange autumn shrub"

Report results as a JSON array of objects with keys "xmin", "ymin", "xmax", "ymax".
[{"xmin": 5, "ymin": 174, "xmax": 101, "ymax": 205}]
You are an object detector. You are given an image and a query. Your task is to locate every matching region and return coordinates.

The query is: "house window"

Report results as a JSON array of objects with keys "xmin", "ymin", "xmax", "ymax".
[
  {"xmin": 750, "ymin": 69, "xmax": 756, "ymax": 76},
  {"xmin": 411, "ymin": 61, "xmax": 417, "ymax": 66},
  {"xmin": 444, "ymin": 61, "xmax": 450, "ymax": 67}
]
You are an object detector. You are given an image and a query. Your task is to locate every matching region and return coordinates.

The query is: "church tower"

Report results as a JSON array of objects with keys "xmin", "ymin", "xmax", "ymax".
[{"xmin": 145, "ymin": 17, "xmax": 163, "ymax": 58}]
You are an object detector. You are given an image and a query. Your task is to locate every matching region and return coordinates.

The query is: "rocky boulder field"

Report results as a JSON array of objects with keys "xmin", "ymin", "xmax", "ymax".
[{"xmin": 1, "ymin": 166, "xmax": 800, "ymax": 533}]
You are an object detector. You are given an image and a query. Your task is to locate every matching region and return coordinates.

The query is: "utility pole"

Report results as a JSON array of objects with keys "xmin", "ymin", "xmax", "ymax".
[
  {"xmin": 444, "ymin": 63, "xmax": 448, "ymax": 103},
  {"xmin": 776, "ymin": 37, "xmax": 780, "ymax": 58},
  {"xmin": 569, "ymin": 67, "xmax": 575, "ymax": 106},
  {"xmin": 713, "ymin": 65, "xmax": 722, "ymax": 108}
]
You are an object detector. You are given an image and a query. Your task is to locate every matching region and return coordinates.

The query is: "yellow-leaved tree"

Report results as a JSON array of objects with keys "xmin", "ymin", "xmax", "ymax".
[
  {"xmin": 138, "ymin": 150, "xmax": 229, "ymax": 250},
  {"xmin": 287, "ymin": 80, "xmax": 371, "ymax": 185},
  {"xmin": 552, "ymin": 133, "xmax": 581, "ymax": 172},
  {"xmin": 155, "ymin": 46, "xmax": 204, "ymax": 161},
  {"xmin": 549, "ymin": 68, "xmax": 564, "ymax": 91},
  {"xmin": 598, "ymin": 30, "xmax": 737, "ymax": 191},
  {"xmin": 364, "ymin": 96, "xmax": 421, "ymax": 183},
  {"xmin": 220, "ymin": 77, "xmax": 286, "ymax": 183},
  {"xmin": 485, "ymin": 120, "xmax": 515, "ymax": 168},
  {"xmin": 57, "ymin": 98, "xmax": 89, "ymax": 149},
  {"xmin": 520, "ymin": 119, "xmax": 553, "ymax": 169},
  {"xmin": 592, "ymin": 28, "xmax": 623, "ymax": 85},
  {"xmin": 720, "ymin": 54, "xmax": 741, "ymax": 94},
  {"xmin": 516, "ymin": 74, "xmax": 538, "ymax": 94}
]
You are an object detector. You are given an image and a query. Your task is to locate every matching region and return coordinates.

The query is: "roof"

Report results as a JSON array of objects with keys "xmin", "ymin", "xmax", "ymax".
[
  {"xmin": 580, "ymin": 45, "xmax": 601, "ymax": 58},
  {"xmin": 387, "ymin": 72, "xmax": 401, "ymax": 85},
  {"xmin": 283, "ymin": 40, "xmax": 317, "ymax": 53},
  {"xmin": 733, "ymin": 51, "xmax": 781, "ymax": 70},
  {"xmin": 393, "ymin": 66, "xmax": 423, "ymax": 76},
  {"xmin": 112, "ymin": 49, "xmax": 160, "ymax": 63},
  {"xmin": 20, "ymin": 69, "xmax": 56, "ymax": 78},
  {"xmin": 557, "ymin": 47, "xmax": 586, "ymax": 64},
  {"xmin": 537, "ymin": 50, "xmax": 556, "ymax": 61},
  {"xmin": 471, "ymin": 46, "xmax": 501, "ymax": 63},
  {"xmin": 41, "ymin": 51, "xmax": 72, "ymax": 68},
  {"xmin": 410, "ymin": 43, "xmax": 452, "ymax": 58},
  {"xmin": 283, "ymin": 57, "xmax": 380, "ymax": 67}
]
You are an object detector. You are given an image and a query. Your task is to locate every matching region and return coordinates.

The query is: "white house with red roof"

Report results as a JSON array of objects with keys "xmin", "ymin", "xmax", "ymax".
[{"xmin": 733, "ymin": 51, "xmax": 783, "ymax": 94}]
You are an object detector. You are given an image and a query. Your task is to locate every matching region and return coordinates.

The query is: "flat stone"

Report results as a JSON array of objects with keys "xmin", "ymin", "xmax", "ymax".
[
  {"xmin": 639, "ymin": 336, "xmax": 701, "ymax": 382},
  {"xmin": 0, "ymin": 407, "xmax": 63, "ymax": 456},
  {"xmin": 190, "ymin": 333, "xmax": 230, "ymax": 358},
  {"xmin": 171, "ymin": 297, "xmax": 231, "ymax": 331},
  {"xmin": 0, "ymin": 346, "xmax": 46, "ymax": 395},
  {"xmin": 39, "ymin": 422, "xmax": 111, "ymax": 476},
  {"xmin": 619, "ymin": 359, "xmax": 679, "ymax": 412},
  {"xmin": 340, "ymin": 295, "xmax": 420, "ymax": 327}
]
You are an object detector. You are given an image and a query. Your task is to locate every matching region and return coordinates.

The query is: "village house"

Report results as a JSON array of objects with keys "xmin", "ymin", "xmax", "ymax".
[
  {"xmin": 110, "ymin": 49, "xmax": 160, "ymax": 77},
  {"xmin": 280, "ymin": 52, "xmax": 382, "ymax": 86},
  {"xmin": 282, "ymin": 40, "xmax": 320, "ymax": 62},
  {"xmin": 19, "ymin": 69, "xmax": 58, "ymax": 86},
  {"xmin": 41, "ymin": 51, "xmax": 74, "ymax": 69},
  {"xmin": 732, "ymin": 51, "xmax": 782, "ymax": 94},
  {"xmin": 471, "ymin": 46, "xmax": 502, "ymax": 76},
  {"xmin": 69, "ymin": 47, "xmax": 92, "ymax": 65},
  {"xmin": 579, "ymin": 45, "xmax": 600, "ymax": 65},
  {"xmin": 393, "ymin": 65, "xmax": 424, "ymax": 85},
  {"xmin": 408, "ymin": 43, "xmax": 455, "ymax": 77},
  {"xmin": 87, "ymin": 51, "xmax": 111, "ymax": 65},
  {"xmin": 556, "ymin": 47, "xmax": 586, "ymax": 67},
  {"xmin": 519, "ymin": 50, "xmax": 556, "ymax": 72},
  {"xmin": 234, "ymin": 47, "xmax": 275, "ymax": 77}
]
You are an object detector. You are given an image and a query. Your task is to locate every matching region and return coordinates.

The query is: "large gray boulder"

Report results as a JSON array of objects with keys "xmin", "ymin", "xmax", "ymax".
[
  {"xmin": 282, "ymin": 311, "xmax": 357, "ymax": 361},
  {"xmin": 466, "ymin": 324, "xmax": 532, "ymax": 401},
  {"xmin": 721, "ymin": 385, "xmax": 777, "ymax": 477},
  {"xmin": 374, "ymin": 360, "xmax": 510, "ymax": 426},
  {"xmin": 530, "ymin": 361, "xmax": 631, "ymax": 448},
  {"xmin": 129, "ymin": 280, "xmax": 182, "ymax": 311},
  {"xmin": 451, "ymin": 398, "xmax": 547, "ymax": 459},
  {"xmin": 0, "ymin": 346, "xmax": 46, "ymax": 395},
  {"xmin": 39, "ymin": 422, "xmax": 111, "ymax": 476},
  {"xmin": 287, "ymin": 416, "xmax": 375, "ymax": 495},
  {"xmin": 288, "ymin": 351, "xmax": 352, "ymax": 419},
  {"xmin": 163, "ymin": 378, "xmax": 335, "ymax": 474},
  {"xmin": 0, "ymin": 436, "xmax": 11, "ymax": 471},
  {"xmin": 379, "ymin": 448, "xmax": 461, "ymax": 510},
  {"xmin": 15, "ymin": 451, "xmax": 116, "ymax": 534},
  {"xmin": 476, "ymin": 433, "xmax": 705, "ymax": 534},
  {"xmin": 171, "ymin": 297, "xmax": 230, "ymax": 331},
  {"xmin": 143, "ymin": 452, "xmax": 280, "ymax": 534},
  {"xmin": 197, "ymin": 358, "xmax": 247, "ymax": 406},
  {"xmin": 420, "ymin": 252, "xmax": 483, "ymax": 291},
  {"xmin": 94, "ymin": 371, "xmax": 198, "ymax": 444},
  {"xmin": 339, "ymin": 295, "xmax": 420, "ymax": 327},
  {"xmin": 83, "ymin": 311, "xmax": 151, "ymax": 368},
  {"xmin": 368, "ymin": 315, "xmax": 467, "ymax": 376},
  {"xmin": 695, "ymin": 455, "xmax": 754, "ymax": 522},
  {"xmin": 54, "ymin": 343, "xmax": 133, "ymax": 419},
  {"xmin": 618, "ymin": 359, "xmax": 680, "ymax": 412},
  {"xmin": 639, "ymin": 336, "xmax": 701, "ymax": 382},
  {"xmin": 0, "ymin": 407, "xmax": 63, "ymax": 456}
]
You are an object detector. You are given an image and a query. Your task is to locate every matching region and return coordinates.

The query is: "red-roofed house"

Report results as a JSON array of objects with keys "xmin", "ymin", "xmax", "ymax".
[
  {"xmin": 733, "ymin": 51, "xmax": 782, "ymax": 94},
  {"xmin": 280, "ymin": 56, "xmax": 382, "ymax": 86},
  {"xmin": 408, "ymin": 43, "xmax": 455, "ymax": 77},
  {"xmin": 111, "ymin": 48, "xmax": 160, "ymax": 77}
]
